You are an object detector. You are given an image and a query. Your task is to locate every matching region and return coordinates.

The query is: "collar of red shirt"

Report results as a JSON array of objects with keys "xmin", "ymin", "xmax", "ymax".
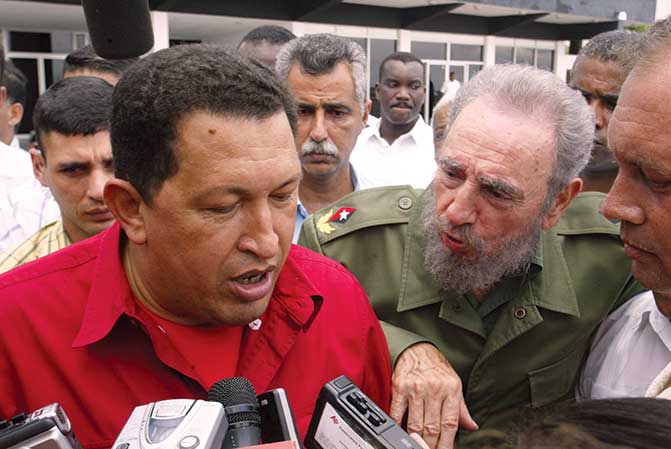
[{"xmin": 72, "ymin": 222, "xmax": 323, "ymax": 349}]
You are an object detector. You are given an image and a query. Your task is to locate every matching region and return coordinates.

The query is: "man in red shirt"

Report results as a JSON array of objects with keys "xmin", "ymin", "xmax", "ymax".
[{"xmin": 0, "ymin": 45, "xmax": 391, "ymax": 449}]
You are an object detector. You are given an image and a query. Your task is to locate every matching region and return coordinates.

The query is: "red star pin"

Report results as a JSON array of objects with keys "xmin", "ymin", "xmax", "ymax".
[{"xmin": 328, "ymin": 207, "xmax": 356, "ymax": 223}]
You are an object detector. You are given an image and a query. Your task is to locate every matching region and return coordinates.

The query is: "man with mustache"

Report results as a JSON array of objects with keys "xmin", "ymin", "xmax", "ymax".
[
  {"xmin": 569, "ymin": 30, "xmax": 644, "ymax": 193},
  {"xmin": 275, "ymin": 33, "xmax": 373, "ymax": 243},
  {"xmin": 350, "ymin": 52, "xmax": 435, "ymax": 189},
  {"xmin": 300, "ymin": 64, "xmax": 642, "ymax": 448},
  {"xmin": 578, "ymin": 16, "xmax": 671, "ymax": 400},
  {"xmin": 0, "ymin": 76, "xmax": 115, "ymax": 271}
]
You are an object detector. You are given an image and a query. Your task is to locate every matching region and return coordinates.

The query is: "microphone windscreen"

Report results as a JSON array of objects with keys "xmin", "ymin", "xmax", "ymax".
[
  {"xmin": 209, "ymin": 377, "xmax": 261, "ymax": 425},
  {"xmin": 81, "ymin": 0, "xmax": 154, "ymax": 59}
]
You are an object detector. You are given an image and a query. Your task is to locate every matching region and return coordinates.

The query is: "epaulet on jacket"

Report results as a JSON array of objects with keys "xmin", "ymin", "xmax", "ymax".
[
  {"xmin": 307, "ymin": 185, "xmax": 420, "ymax": 244},
  {"xmin": 553, "ymin": 191, "xmax": 621, "ymax": 236}
]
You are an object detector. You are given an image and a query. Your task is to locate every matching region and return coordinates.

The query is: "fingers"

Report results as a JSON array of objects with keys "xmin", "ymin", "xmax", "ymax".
[
  {"xmin": 389, "ymin": 388, "xmax": 408, "ymax": 425},
  {"xmin": 420, "ymin": 395, "xmax": 443, "ymax": 449},
  {"xmin": 409, "ymin": 433, "xmax": 431, "ymax": 449},
  {"xmin": 458, "ymin": 400, "xmax": 478, "ymax": 431},
  {"xmin": 405, "ymin": 392, "xmax": 424, "ymax": 437},
  {"xmin": 434, "ymin": 390, "xmax": 461, "ymax": 449}
]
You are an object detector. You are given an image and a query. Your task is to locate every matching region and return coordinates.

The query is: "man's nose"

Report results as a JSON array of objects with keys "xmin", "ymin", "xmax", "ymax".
[
  {"xmin": 600, "ymin": 172, "xmax": 645, "ymax": 225},
  {"xmin": 309, "ymin": 110, "xmax": 328, "ymax": 142},
  {"xmin": 238, "ymin": 203, "xmax": 279, "ymax": 260},
  {"xmin": 443, "ymin": 184, "xmax": 477, "ymax": 227},
  {"xmin": 87, "ymin": 169, "xmax": 110, "ymax": 201}
]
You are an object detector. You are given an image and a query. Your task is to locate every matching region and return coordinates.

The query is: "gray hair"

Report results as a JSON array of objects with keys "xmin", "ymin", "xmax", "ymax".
[
  {"xmin": 574, "ymin": 30, "xmax": 644, "ymax": 73},
  {"xmin": 275, "ymin": 33, "xmax": 367, "ymax": 115},
  {"xmin": 431, "ymin": 94, "xmax": 452, "ymax": 126},
  {"xmin": 447, "ymin": 64, "xmax": 594, "ymax": 204}
]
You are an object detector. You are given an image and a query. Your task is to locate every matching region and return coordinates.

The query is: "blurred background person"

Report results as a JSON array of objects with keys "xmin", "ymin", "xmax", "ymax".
[
  {"xmin": 0, "ymin": 76, "xmax": 114, "ymax": 271},
  {"xmin": 351, "ymin": 51, "xmax": 435, "ymax": 189},
  {"xmin": 238, "ymin": 24, "xmax": 295, "ymax": 68},
  {"xmin": 569, "ymin": 30, "xmax": 644, "ymax": 193},
  {"xmin": 63, "ymin": 44, "xmax": 139, "ymax": 85},
  {"xmin": 0, "ymin": 61, "xmax": 27, "ymax": 149}
]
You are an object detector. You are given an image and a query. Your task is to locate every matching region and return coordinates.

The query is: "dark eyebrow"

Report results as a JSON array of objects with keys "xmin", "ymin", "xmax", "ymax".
[
  {"xmin": 196, "ymin": 174, "xmax": 302, "ymax": 200},
  {"xmin": 600, "ymin": 94, "xmax": 619, "ymax": 104},
  {"xmin": 56, "ymin": 161, "xmax": 88, "ymax": 170},
  {"xmin": 324, "ymin": 103, "xmax": 353, "ymax": 113}
]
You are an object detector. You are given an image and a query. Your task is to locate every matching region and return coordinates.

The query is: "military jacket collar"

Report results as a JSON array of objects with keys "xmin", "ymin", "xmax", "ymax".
[{"xmin": 397, "ymin": 188, "xmax": 580, "ymax": 339}]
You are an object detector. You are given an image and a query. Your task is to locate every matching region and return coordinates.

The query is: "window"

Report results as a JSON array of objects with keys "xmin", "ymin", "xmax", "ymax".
[
  {"xmin": 515, "ymin": 47, "xmax": 534, "ymax": 66},
  {"xmin": 495, "ymin": 46, "xmax": 514, "ymax": 64},
  {"xmin": 369, "ymin": 38, "xmax": 396, "ymax": 87},
  {"xmin": 450, "ymin": 44, "xmax": 483, "ymax": 62},
  {"xmin": 411, "ymin": 41, "xmax": 446, "ymax": 60},
  {"xmin": 536, "ymin": 49, "xmax": 554, "ymax": 71}
]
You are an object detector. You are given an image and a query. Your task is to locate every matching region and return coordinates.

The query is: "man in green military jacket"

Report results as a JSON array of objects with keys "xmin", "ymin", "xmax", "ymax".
[{"xmin": 299, "ymin": 64, "xmax": 642, "ymax": 449}]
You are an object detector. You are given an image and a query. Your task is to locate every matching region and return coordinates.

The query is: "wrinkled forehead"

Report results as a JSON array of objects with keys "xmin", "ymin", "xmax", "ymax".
[
  {"xmin": 443, "ymin": 97, "xmax": 556, "ymax": 169},
  {"xmin": 610, "ymin": 67, "xmax": 671, "ymax": 162}
]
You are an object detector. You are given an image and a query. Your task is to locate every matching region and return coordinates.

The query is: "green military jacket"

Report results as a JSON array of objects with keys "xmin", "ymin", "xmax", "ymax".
[{"xmin": 298, "ymin": 186, "xmax": 643, "ymax": 432}]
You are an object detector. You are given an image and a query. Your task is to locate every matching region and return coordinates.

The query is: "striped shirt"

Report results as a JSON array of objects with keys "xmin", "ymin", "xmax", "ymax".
[{"xmin": 0, "ymin": 221, "xmax": 70, "ymax": 273}]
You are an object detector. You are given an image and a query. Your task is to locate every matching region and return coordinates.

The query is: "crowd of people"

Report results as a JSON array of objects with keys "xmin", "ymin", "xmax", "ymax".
[{"xmin": 0, "ymin": 15, "xmax": 670, "ymax": 449}]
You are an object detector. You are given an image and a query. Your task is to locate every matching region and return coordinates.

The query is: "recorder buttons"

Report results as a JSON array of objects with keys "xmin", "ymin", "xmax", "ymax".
[
  {"xmin": 179, "ymin": 435, "xmax": 200, "ymax": 449},
  {"xmin": 367, "ymin": 413, "xmax": 382, "ymax": 427},
  {"xmin": 10, "ymin": 414, "xmax": 26, "ymax": 425},
  {"xmin": 346, "ymin": 393, "xmax": 369, "ymax": 414}
]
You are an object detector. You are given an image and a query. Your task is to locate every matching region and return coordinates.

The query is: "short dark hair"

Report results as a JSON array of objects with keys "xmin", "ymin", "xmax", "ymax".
[
  {"xmin": 378, "ymin": 52, "xmax": 424, "ymax": 81},
  {"xmin": 33, "ymin": 76, "xmax": 113, "ymax": 160},
  {"xmin": 3, "ymin": 61, "xmax": 28, "ymax": 106},
  {"xmin": 238, "ymin": 25, "xmax": 296, "ymax": 48},
  {"xmin": 112, "ymin": 44, "xmax": 297, "ymax": 204},
  {"xmin": 63, "ymin": 45, "xmax": 138, "ymax": 78},
  {"xmin": 0, "ymin": 44, "xmax": 5, "ymax": 79}
]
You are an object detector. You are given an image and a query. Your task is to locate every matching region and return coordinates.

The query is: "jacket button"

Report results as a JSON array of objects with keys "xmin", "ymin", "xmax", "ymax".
[
  {"xmin": 398, "ymin": 197, "xmax": 413, "ymax": 210},
  {"xmin": 451, "ymin": 303, "xmax": 462, "ymax": 312},
  {"xmin": 514, "ymin": 307, "xmax": 527, "ymax": 319}
]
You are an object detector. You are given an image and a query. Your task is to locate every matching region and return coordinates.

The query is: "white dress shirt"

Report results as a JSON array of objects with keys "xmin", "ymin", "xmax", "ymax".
[
  {"xmin": 9, "ymin": 136, "xmax": 21, "ymax": 149},
  {"xmin": 578, "ymin": 290, "xmax": 671, "ymax": 399},
  {"xmin": 0, "ymin": 141, "xmax": 33, "ymax": 204},
  {"xmin": 440, "ymin": 79, "xmax": 461, "ymax": 101},
  {"xmin": 0, "ymin": 178, "xmax": 61, "ymax": 252},
  {"xmin": 350, "ymin": 117, "xmax": 436, "ymax": 189}
]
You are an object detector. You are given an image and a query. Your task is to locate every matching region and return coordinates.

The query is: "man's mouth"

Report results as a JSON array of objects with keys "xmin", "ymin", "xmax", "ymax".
[
  {"xmin": 622, "ymin": 237, "xmax": 655, "ymax": 260},
  {"xmin": 229, "ymin": 268, "xmax": 275, "ymax": 302},
  {"xmin": 86, "ymin": 208, "xmax": 114, "ymax": 221},
  {"xmin": 391, "ymin": 103, "xmax": 412, "ymax": 110},
  {"xmin": 440, "ymin": 232, "xmax": 468, "ymax": 253}
]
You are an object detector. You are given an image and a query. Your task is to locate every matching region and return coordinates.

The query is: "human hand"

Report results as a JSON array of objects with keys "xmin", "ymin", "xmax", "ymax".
[{"xmin": 390, "ymin": 343, "xmax": 478, "ymax": 449}]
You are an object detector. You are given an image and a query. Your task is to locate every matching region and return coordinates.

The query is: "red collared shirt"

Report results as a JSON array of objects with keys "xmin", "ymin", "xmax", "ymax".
[{"xmin": 0, "ymin": 223, "xmax": 391, "ymax": 449}]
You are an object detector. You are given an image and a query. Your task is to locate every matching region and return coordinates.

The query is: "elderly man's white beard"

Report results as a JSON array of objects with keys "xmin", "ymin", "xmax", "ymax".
[{"xmin": 422, "ymin": 192, "xmax": 543, "ymax": 295}]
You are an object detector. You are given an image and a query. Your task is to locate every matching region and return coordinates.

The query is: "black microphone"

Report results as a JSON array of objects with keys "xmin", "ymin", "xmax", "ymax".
[
  {"xmin": 209, "ymin": 377, "xmax": 261, "ymax": 449},
  {"xmin": 81, "ymin": 0, "xmax": 154, "ymax": 59}
]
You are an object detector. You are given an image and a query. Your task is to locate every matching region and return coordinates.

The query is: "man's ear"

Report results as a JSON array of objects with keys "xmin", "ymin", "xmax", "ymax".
[
  {"xmin": 30, "ymin": 148, "xmax": 47, "ymax": 186},
  {"xmin": 541, "ymin": 177, "xmax": 583, "ymax": 230},
  {"xmin": 374, "ymin": 83, "xmax": 381, "ymax": 101},
  {"xmin": 0, "ymin": 87, "xmax": 6, "ymax": 104},
  {"xmin": 104, "ymin": 179, "xmax": 147, "ymax": 245},
  {"xmin": 8, "ymin": 103, "xmax": 23, "ymax": 127},
  {"xmin": 362, "ymin": 98, "xmax": 371, "ymax": 127}
]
